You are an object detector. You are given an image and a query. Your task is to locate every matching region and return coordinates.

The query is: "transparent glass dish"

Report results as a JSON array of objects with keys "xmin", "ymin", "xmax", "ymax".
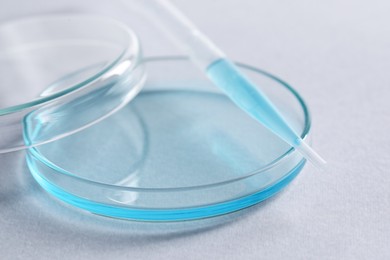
[
  {"xmin": 26, "ymin": 57, "xmax": 310, "ymax": 221},
  {"xmin": 0, "ymin": 15, "xmax": 145, "ymax": 152}
]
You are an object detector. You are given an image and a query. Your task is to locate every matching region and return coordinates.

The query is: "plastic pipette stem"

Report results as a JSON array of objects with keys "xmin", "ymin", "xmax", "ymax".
[{"xmin": 130, "ymin": 0, "xmax": 326, "ymax": 168}]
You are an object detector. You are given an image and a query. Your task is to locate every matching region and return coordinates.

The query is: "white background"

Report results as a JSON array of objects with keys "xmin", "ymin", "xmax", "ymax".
[{"xmin": 0, "ymin": 0, "xmax": 389, "ymax": 259}]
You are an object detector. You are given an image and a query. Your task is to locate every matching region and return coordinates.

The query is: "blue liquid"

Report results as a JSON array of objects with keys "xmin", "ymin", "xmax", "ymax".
[
  {"xmin": 27, "ymin": 154, "xmax": 304, "ymax": 221},
  {"xmin": 207, "ymin": 59, "xmax": 300, "ymax": 146},
  {"xmin": 26, "ymin": 90, "xmax": 305, "ymax": 221}
]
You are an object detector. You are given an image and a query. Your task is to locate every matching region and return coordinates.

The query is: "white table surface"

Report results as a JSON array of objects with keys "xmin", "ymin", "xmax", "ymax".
[{"xmin": 1, "ymin": 0, "xmax": 389, "ymax": 259}]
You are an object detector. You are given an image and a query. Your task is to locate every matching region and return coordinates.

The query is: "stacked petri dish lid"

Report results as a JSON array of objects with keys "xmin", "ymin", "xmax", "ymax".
[
  {"xmin": 0, "ymin": 15, "xmax": 145, "ymax": 152},
  {"xmin": 0, "ymin": 15, "xmax": 311, "ymax": 221}
]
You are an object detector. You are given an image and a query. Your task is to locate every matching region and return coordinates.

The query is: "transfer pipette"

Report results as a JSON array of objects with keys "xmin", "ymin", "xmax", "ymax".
[{"xmin": 128, "ymin": 0, "xmax": 326, "ymax": 168}]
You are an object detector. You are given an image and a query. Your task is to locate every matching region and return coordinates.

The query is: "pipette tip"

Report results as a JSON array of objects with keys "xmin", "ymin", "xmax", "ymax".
[{"xmin": 295, "ymin": 140, "xmax": 327, "ymax": 170}]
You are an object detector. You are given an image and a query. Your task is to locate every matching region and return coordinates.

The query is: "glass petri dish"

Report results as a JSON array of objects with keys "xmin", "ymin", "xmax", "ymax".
[
  {"xmin": 26, "ymin": 56, "xmax": 311, "ymax": 221},
  {"xmin": 0, "ymin": 15, "xmax": 145, "ymax": 152}
]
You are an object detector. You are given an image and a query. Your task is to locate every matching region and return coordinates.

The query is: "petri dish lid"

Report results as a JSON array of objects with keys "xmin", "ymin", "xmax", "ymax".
[{"xmin": 0, "ymin": 14, "xmax": 146, "ymax": 153}]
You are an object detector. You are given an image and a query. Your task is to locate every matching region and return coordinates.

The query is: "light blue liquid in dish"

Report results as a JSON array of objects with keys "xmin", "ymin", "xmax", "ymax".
[
  {"xmin": 207, "ymin": 59, "xmax": 301, "ymax": 147},
  {"xmin": 24, "ymin": 58, "xmax": 309, "ymax": 221},
  {"xmin": 26, "ymin": 90, "xmax": 305, "ymax": 221}
]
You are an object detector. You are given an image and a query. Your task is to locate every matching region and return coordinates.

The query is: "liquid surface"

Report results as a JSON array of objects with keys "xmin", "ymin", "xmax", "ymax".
[{"xmin": 35, "ymin": 90, "xmax": 296, "ymax": 189}]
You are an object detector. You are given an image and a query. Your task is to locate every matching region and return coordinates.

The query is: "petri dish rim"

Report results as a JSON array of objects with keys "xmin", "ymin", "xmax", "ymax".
[
  {"xmin": 27, "ymin": 56, "xmax": 311, "ymax": 192},
  {"xmin": 0, "ymin": 14, "xmax": 141, "ymax": 116}
]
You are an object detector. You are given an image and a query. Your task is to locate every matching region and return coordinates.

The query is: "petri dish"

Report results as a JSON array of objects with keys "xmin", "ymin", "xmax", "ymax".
[
  {"xmin": 25, "ymin": 56, "xmax": 311, "ymax": 222},
  {"xmin": 0, "ymin": 15, "xmax": 145, "ymax": 152}
]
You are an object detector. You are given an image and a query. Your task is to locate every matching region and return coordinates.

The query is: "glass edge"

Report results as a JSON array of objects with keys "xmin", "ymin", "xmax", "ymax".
[{"xmin": 0, "ymin": 14, "xmax": 141, "ymax": 116}]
